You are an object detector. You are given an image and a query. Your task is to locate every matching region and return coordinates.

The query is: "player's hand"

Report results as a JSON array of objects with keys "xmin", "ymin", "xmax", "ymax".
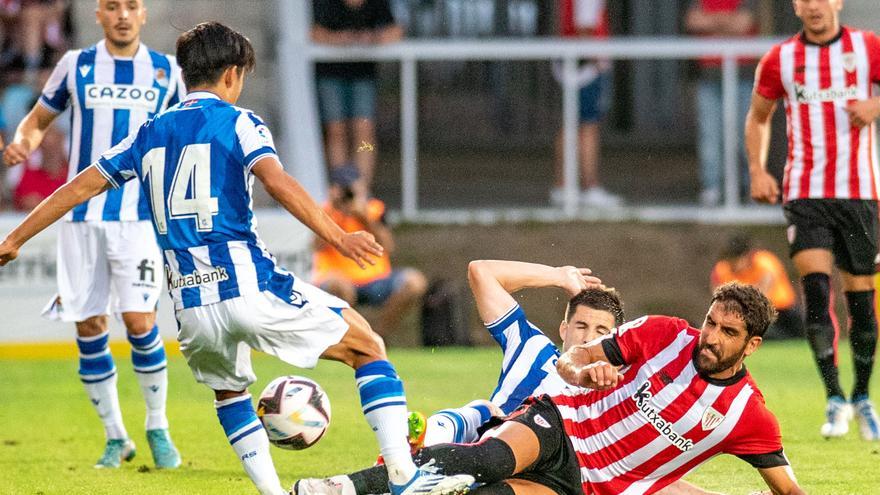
[
  {"xmin": 845, "ymin": 98, "xmax": 880, "ymax": 128},
  {"xmin": 749, "ymin": 170, "xmax": 780, "ymax": 204},
  {"xmin": 558, "ymin": 266, "xmax": 603, "ymax": 297},
  {"xmin": 336, "ymin": 230, "xmax": 383, "ymax": 269},
  {"xmin": 3, "ymin": 141, "xmax": 30, "ymax": 167},
  {"xmin": 577, "ymin": 361, "xmax": 623, "ymax": 390},
  {"xmin": 0, "ymin": 239, "xmax": 20, "ymax": 266}
]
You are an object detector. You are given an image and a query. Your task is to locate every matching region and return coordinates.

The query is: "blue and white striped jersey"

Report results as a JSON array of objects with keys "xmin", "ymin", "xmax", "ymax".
[
  {"xmin": 40, "ymin": 39, "xmax": 185, "ymax": 222},
  {"xmin": 487, "ymin": 304, "xmax": 571, "ymax": 414},
  {"xmin": 95, "ymin": 92, "xmax": 289, "ymax": 310}
]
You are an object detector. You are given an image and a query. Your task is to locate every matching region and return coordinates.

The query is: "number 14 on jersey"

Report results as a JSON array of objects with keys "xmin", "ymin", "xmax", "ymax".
[{"xmin": 142, "ymin": 144, "xmax": 219, "ymax": 234}]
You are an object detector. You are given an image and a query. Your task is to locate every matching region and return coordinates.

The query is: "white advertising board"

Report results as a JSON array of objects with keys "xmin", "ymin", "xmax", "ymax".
[{"xmin": 0, "ymin": 210, "xmax": 313, "ymax": 342}]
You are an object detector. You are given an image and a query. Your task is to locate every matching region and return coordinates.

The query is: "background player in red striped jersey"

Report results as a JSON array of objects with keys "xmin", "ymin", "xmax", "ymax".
[
  {"xmin": 745, "ymin": 0, "xmax": 880, "ymax": 440},
  {"xmin": 296, "ymin": 279, "xmax": 803, "ymax": 495}
]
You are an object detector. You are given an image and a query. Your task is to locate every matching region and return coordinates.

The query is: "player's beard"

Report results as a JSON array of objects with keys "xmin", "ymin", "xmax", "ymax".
[{"xmin": 694, "ymin": 341, "xmax": 747, "ymax": 376}]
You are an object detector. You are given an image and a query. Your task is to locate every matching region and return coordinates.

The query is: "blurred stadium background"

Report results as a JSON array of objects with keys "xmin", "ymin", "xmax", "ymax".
[{"xmin": 0, "ymin": 0, "xmax": 878, "ymax": 344}]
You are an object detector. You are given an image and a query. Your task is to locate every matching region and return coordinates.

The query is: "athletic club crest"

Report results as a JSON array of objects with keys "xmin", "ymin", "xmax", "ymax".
[
  {"xmin": 701, "ymin": 406, "xmax": 725, "ymax": 431},
  {"xmin": 842, "ymin": 52, "xmax": 857, "ymax": 73}
]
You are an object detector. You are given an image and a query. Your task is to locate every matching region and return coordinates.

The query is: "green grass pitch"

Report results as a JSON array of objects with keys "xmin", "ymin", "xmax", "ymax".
[{"xmin": 1, "ymin": 342, "xmax": 878, "ymax": 494}]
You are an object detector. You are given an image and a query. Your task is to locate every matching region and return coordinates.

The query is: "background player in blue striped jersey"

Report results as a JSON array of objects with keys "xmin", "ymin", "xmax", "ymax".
[
  {"xmin": 0, "ymin": 21, "xmax": 473, "ymax": 495},
  {"xmin": 2, "ymin": 0, "xmax": 184, "ymax": 469}
]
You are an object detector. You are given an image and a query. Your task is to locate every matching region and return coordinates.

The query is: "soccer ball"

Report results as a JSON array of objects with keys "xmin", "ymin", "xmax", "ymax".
[{"xmin": 256, "ymin": 375, "xmax": 331, "ymax": 450}]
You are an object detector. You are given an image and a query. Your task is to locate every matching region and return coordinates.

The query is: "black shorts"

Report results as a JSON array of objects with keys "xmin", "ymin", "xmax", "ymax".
[
  {"xmin": 503, "ymin": 395, "xmax": 582, "ymax": 495},
  {"xmin": 783, "ymin": 199, "xmax": 878, "ymax": 275}
]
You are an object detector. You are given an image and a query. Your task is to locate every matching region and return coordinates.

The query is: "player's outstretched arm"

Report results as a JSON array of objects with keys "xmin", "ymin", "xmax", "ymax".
[
  {"xmin": 252, "ymin": 157, "xmax": 383, "ymax": 269},
  {"xmin": 0, "ymin": 166, "xmax": 110, "ymax": 265},
  {"xmin": 3, "ymin": 104, "xmax": 57, "ymax": 167},
  {"xmin": 556, "ymin": 341, "xmax": 622, "ymax": 390},
  {"xmin": 467, "ymin": 260, "xmax": 602, "ymax": 324},
  {"xmin": 757, "ymin": 466, "xmax": 806, "ymax": 495}
]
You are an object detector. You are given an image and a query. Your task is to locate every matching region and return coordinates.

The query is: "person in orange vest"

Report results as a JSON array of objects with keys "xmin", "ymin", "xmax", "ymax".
[
  {"xmin": 711, "ymin": 234, "xmax": 803, "ymax": 340},
  {"xmin": 313, "ymin": 165, "xmax": 428, "ymax": 337}
]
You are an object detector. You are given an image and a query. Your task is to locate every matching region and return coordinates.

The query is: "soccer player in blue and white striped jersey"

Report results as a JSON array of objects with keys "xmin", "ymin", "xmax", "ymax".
[
  {"xmin": 0, "ymin": 21, "xmax": 473, "ymax": 495},
  {"xmin": 2, "ymin": 0, "xmax": 183, "ymax": 470}
]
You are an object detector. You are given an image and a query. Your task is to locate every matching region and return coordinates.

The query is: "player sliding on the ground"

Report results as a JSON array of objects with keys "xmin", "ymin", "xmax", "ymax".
[
  {"xmin": 297, "ymin": 260, "xmax": 732, "ymax": 495},
  {"xmin": 299, "ymin": 278, "xmax": 807, "ymax": 494},
  {"xmin": 0, "ymin": 21, "xmax": 472, "ymax": 495}
]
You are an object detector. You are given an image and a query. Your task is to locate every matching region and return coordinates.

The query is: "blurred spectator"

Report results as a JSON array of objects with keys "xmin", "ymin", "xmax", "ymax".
[
  {"xmin": 10, "ymin": 121, "xmax": 66, "ymax": 211},
  {"xmin": 685, "ymin": 0, "xmax": 757, "ymax": 207},
  {"xmin": 0, "ymin": 0, "xmax": 70, "ymax": 84},
  {"xmin": 551, "ymin": 0, "xmax": 621, "ymax": 208},
  {"xmin": 311, "ymin": 0, "xmax": 403, "ymax": 193},
  {"xmin": 711, "ymin": 234, "xmax": 803, "ymax": 340},
  {"xmin": 313, "ymin": 165, "xmax": 427, "ymax": 337}
]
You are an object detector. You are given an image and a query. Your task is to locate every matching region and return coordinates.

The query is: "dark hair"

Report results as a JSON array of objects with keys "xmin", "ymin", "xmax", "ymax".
[
  {"xmin": 176, "ymin": 22, "xmax": 256, "ymax": 89},
  {"xmin": 711, "ymin": 282, "xmax": 777, "ymax": 338},
  {"xmin": 566, "ymin": 288, "xmax": 625, "ymax": 326},
  {"xmin": 721, "ymin": 233, "xmax": 753, "ymax": 261}
]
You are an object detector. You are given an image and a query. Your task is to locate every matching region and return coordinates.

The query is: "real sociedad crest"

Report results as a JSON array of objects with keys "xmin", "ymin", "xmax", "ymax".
[
  {"xmin": 842, "ymin": 52, "xmax": 857, "ymax": 73},
  {"xmin": 701, "ymin": 406, "xmax": 725, "ymax": 431},
  {"xmin": 155, "ymin": 67, "xmax": 168, "ymax": 86}
]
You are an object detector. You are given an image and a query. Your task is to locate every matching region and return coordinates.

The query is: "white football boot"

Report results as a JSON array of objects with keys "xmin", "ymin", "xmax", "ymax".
[{"xmin": 820, "ymin": 396, "xmax": 852, "ymax": 438}]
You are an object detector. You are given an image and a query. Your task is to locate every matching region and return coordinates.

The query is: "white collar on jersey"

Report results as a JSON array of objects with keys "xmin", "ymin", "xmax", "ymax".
[
  {"xmin": 96, "ymin": 38, "xmax": 148, "ymax": 61},
  {"xmin": 184, "ymin": 91, "xmax": 221, "ymax": 101}
]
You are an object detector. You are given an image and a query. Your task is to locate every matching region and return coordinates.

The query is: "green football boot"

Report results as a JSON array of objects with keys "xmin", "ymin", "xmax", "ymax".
[
  {"xmin": 94, "ymin": 438, "xmax": 136, "ymax": 468},
  {"xmin": 146, "ymin": 429, "xmax": 181, "ymax": 469}
]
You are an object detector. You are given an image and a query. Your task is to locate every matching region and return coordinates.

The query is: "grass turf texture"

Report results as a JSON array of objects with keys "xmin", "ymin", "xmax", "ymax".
[{"xmin": 0, "ymin": 342, "xmax": 878, "ymax": 494}]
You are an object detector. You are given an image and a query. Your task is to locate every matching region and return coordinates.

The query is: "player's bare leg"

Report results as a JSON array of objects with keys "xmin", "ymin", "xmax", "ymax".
[
  {"xmin": 75, "ymin": 315, "xmax": 134, "ymax": 468},
  {"xmin": 793, "ymin": 248, "xmax": 849, "ymax": 436},
  {"xmin": 378, "ymin": 269, "xmax": 428, "ymax": 337},
  {"xmin": 840, "ymin": 271, "xmax": 880, "ymax": 440},
  {"xmin": 471, "ymin": 479, "xmax": 556, "ymax": 495},
  {"xmin": 324, "ymin": 120, "xmax": 350, "ymax": 168},
  {"xmin": 578, "ymin": 123, "xmax": 600, "ymax": 190},
  {"xmin": 121, "ymin": 311, "xmax": 180, "ymax": 467},
  {"xmin": 320, "ymin": 309, "xmax": 473, "ymax": 493}
]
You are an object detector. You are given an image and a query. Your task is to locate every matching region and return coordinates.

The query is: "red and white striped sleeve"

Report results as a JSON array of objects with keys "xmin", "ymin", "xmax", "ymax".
[
  {"xmin": 754, "ymin": 44, "xmax": 785, "ymax": 101},
  {"xmin": 601, "ymin": 315, "xmax": 690, "ymax": 366},
  {"xmin": 723, "ymin": 389, "xmax": 788, "ymax": 468}
]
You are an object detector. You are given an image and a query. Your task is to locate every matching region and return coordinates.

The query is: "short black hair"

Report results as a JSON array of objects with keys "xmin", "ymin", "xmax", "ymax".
[
  {"xmin": 711, "ymin": 282, "xmax": 777, "ymax": 338},
  {"xmin": 176, "ymin": 22, "xmax": 256, "ymax": 89},
  {"xmin": 565, "ymin": 288, "xmax": 625, "ymax": 326}
]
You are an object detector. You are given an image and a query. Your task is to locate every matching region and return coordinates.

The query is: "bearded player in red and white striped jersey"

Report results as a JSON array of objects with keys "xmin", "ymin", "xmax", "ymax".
[
  {"xmin": 746, "ymin": 0, "xmax": 880, "ymax": 441},
  {"xmin": 295, "ymin": 281, "xmax": 803, "ymax": 495}
]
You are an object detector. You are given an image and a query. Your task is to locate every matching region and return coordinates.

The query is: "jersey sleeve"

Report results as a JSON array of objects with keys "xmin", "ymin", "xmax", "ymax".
[
  {"xmin": 235, "ymin": 111, "xmax": 279, "ymax": 174},
  {"xmin": 166, "ymin": 56, "xmax": 187, "ymax": 108},
  {"xmin": 601, "ymin": 315, "xmax": 690, "ymax": 367},
  {"xmin": 39, "ymin": 51, "xmax": 74, "ymax": 113},
  {"xmin": 725, "ymin": 394, "xmax": 788, "ymax": 468},
  {"xmin": 94, "ymin": 128, "xmax": 142, "ymax": 188},
  {"xmin": 864, "ymin": 31, "xmax": 880, "ymax": 83},
  {"xmin": 754, "ymin": 45, "xmax": 785, "ymax": 101}
]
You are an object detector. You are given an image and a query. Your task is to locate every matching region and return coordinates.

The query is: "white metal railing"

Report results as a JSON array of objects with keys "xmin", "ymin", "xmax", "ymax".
[{"xmin": 301, "ymin": 37, "xmax": 784, "ymax": 223}]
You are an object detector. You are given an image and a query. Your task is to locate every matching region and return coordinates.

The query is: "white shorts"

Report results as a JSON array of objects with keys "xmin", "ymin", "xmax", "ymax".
[
  {"xmin": 176, "ymin": 279, "xmax": 350, "ymax": 391},
  {"xmin": 55, "ymin": 221, "xmax": 162, "ymax": 322}
]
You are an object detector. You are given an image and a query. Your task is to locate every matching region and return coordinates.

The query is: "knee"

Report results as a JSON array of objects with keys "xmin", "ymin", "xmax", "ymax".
[
  {"xmin": 339, "ymin": 313, "xmax": 387, "ymax": 366},
  {"xmin": 123, "ymin": 312, "xmax": 156, "ymax": 336},
  {"xmin": 76, "ymin": 316, "xmax": 107, "ymax": 337},
  {"xmin": 399, "ymin": 270, "xmax": 428, "ymax": 299}
]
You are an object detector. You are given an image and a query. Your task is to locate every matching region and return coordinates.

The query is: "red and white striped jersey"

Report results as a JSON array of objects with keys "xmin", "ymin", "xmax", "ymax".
[
  {"xmin": 551, "ymin": 316, "xmax": 787, "ymax": 495},
  {"xmin": 755, "ymin": 27, "xmax": 880, "ymax": 202}
]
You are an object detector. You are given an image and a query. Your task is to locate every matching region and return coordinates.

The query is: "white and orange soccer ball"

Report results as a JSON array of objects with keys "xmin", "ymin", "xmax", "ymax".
[{"xmin": 256, "ymin": 376, "xmax": 331, "ymax": 450}]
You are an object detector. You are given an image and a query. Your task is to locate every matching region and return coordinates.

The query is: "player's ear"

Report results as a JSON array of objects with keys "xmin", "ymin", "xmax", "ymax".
[
  {"xmin": 744, "ymin": 335, "xmax": 762, "ymax": 358},
  {"xmin": 558, "ymin": 320, "xmax": 568, "ymax": 341}
]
